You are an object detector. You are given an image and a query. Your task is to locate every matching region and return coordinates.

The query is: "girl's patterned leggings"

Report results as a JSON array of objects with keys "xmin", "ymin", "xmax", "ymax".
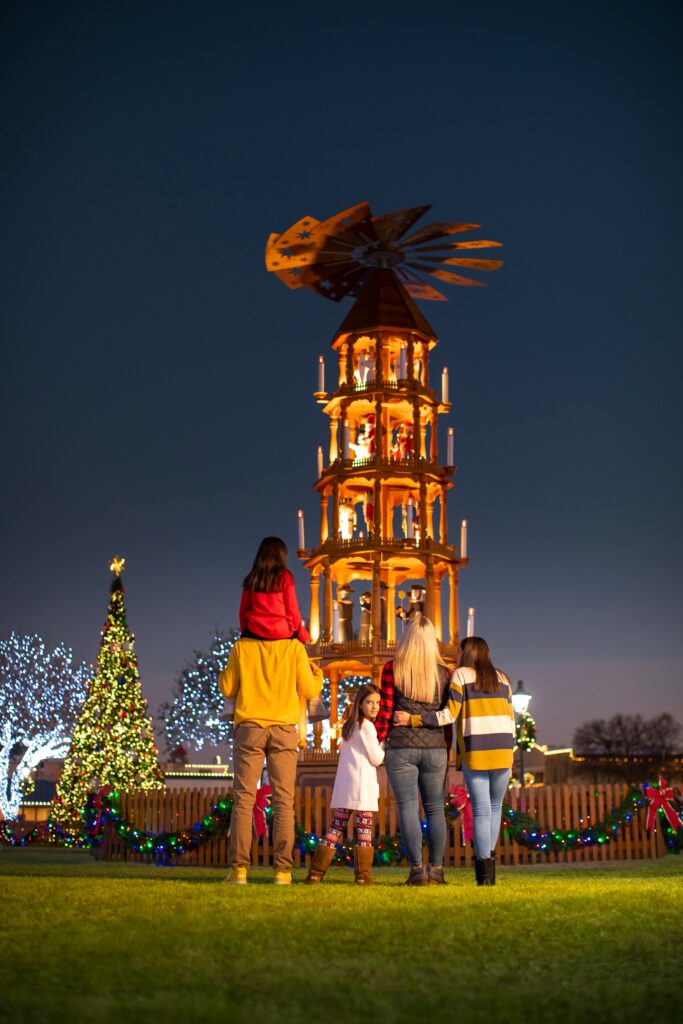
[{"xmin": 321, "ymin": 808, "xmax": 374, "ymax": 848}]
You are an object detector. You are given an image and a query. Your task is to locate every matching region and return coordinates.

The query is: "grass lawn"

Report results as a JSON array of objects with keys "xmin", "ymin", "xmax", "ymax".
[{"xmin": 1, "ymin": 850, "xmax": 682, "ymax": 1024}]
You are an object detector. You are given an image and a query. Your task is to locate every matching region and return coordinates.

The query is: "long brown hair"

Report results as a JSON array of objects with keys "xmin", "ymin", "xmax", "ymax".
[
  {"xmin": 341, "ymin": 683, "xmax": 380, "ymax": 741},
  {"xmin": 243, "ymin": 537, "xmax": 288, "ymax": 593},
  {"xmin": 457, "ymin": 636, "xmax": 507, "ymax": 693}
]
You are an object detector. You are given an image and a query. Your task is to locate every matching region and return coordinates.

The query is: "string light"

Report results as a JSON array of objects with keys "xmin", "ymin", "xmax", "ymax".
[{"xmin": 7, "ymin": 781, "xmax": 678, "ymax": 859}]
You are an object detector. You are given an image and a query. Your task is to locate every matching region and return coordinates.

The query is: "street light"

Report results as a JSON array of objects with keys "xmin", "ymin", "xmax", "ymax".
[{"xmin": 512, "ymin": 679, "xmax": 533, "ymax": 791}]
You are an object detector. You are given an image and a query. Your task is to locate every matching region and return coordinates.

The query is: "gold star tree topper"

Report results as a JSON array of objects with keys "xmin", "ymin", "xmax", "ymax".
[{"xmin": 109, "ymin": 556, "xmax": 126, "ymax": 576}]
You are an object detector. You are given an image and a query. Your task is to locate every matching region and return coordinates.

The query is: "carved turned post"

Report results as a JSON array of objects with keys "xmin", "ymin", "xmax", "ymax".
[
  {"xmin": 371, "ymin": 556, "xmax": 382, "ymax": 641},
  {"xmin": 386, "ymin": 568, "xmax": 396, "ymax": 644},
  {"xmin": 425, "ymin": 555, "xmax": 435, "ymax": 622},
  {"xmin": 433, "ymin": 575, "xmax": 442, "ymax": 640},
  {"xmin": 320, "ymin": 493, "xmax": 329, "ymax": 543},
  {"xmin": 329, "ymin": 413, "xmax": 339, "ymax": 462},
  {"xmin": 346, "ymin": 340, "xmax": 354, "ymax": 389},
  {"xmin": 449, "ymin": 567, "xmax": 459, "ymax": 646},
  {"xmin": 323, "ymin": 562, "xmax": 333, "ymax": 641},
  {"xmin": 439, "ymin": 485, "xmax": 448, "ymax": 543},
  {"xmin": 430, "ymin": 409, "xmax": 438, "ymax": 462},
  {"xmin": 419, "ymin": 478, "xmax": 428, "ymax": 541},
  {"xmin": 309, "ymin": 572, "xmax": 320, "ymax": 642}
]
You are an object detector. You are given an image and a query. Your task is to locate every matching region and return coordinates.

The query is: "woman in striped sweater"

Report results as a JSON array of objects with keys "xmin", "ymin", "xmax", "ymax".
[{"xmin": 394, "ymin": 635, "xmax": 514, "ymax": 886}]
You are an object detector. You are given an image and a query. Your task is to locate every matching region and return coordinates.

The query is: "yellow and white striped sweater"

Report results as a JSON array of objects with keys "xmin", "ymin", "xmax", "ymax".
[{"xmin": 410, "ymin": 666, "xmax": 515, "ymax": 771}]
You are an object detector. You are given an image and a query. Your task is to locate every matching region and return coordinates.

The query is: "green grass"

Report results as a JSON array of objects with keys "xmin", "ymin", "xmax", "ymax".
[{"xmin": 2, "ymin": 850, "xmax": 682, "ymax": 1024}]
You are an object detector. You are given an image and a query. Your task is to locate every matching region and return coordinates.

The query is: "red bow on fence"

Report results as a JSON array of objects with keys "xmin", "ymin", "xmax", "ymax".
[
  {"xmin": 644, "ymin": 776, "xmax": 681, "ymax": 834},
  {"xmin": 449, "ymin": 785, "xmax": 473, "ymax": 844},
  {"xmin": 91, "ymin": 784, "xmax": 114, "ymax": 838},
  {"xmin": 252, "ymin": 785, "xmax": 272, "ymax": 839}
]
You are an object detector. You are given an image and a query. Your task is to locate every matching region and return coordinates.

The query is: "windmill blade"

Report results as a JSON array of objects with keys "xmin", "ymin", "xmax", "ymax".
[
  {"xmin": 423, "ymin": 257, "xmax": 504, "ymax": 271},
  {"xmin": 426, "ymin": 267, "xmax": 486, "ymax": 287},
  {"xmin": 400, "ymin": 222, "xmax": 482, "ymax": 247},
  {"xmin": 269, "ymin": 217, "xmax": 320, "ymax": 252},
  {"xmin": 371, "ymin": 205, "xmax": 431, "ymax": 244},
  {"xmin": 267, "ymin": 244, "xmax": 320, "ymax": 271},
  {"xmin": 273, "ymin": 265, "xmax": 319, "ymax": 291},
  {"xmin": 409, "ymin": 239, "xmax": 503, "ymax": 253},
  {"xmin": 395, "ymin": 267, "xmax": 448, "ymax": 301},
  {"xmin": 310, "ymin": 266, "xmax": 370, "ymax": 302},
  {"xmin": 311, "ymin": 202, "xmax": 372, "ymax": 240}
]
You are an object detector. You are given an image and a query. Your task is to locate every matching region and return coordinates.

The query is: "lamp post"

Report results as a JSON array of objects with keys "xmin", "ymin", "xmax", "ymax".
[{"xmin": 511, "ymin": 679, "xmax": 533, "ymax": 793}]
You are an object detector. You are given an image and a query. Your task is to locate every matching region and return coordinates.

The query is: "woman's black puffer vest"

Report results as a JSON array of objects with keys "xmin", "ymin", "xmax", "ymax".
[{"xmin": 384, "ymin": 666, "xmax": 451, "ymax": 749}]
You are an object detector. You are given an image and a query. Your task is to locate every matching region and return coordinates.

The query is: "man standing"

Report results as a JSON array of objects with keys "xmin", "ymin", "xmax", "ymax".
[{"xmin": 219, "ymin": 637, "xmax": 324, "ymax": 884}]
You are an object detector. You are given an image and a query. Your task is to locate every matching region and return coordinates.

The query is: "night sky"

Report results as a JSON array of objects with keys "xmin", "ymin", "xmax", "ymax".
[{"xmin": 2, "ymin": 1, "xmax": 682, "ymax": 750}]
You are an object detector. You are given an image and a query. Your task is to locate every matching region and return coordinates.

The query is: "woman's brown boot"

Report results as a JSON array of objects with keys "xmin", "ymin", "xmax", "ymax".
[
  {"xmin": 354, "ymin": 845, "xmax": 374, "ymax": 885},
  {"xmin": 305, "ymin": 843, "xmax": 335, "ymax": 884}
]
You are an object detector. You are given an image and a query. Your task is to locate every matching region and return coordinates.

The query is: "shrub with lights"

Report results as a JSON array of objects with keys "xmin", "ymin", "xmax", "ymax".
[{"xmin": 0, "ymin": 632, "xmax": 90, "ymax": 818}]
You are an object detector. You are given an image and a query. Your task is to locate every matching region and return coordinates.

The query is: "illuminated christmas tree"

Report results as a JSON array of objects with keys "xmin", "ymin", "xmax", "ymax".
[{"xmin": 51, "ymin": 557, "xmax": 164, "ymax": 831}]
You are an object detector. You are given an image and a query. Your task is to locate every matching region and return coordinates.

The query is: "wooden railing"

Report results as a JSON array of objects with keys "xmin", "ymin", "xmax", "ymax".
[{"xmin": 100, "ymin": 782, "xmax": 666, "ymax": 868}]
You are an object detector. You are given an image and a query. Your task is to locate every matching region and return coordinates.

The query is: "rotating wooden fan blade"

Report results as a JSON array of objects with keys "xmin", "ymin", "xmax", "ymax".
[
  {"xmin": 310, "ymin": 267, "xmax": 370, "ymax": 302},
  {"xmin": 267, "ymin": 217, "xmax": 319, "ymax": 256},
  {"xmin": 371, "ymin": 205, "xmax": 431, "ymax": 244},
  {"xmin": 427, "ymin": 267, "xmax": 486, "ymax": 287},
  {"xmin": 395, "ymin": 267, "xmax": 448, "ymax": 301},
  {"xmin": 311, "ymin": 202, "xmax": 372, "ymax": 239},
  {"xmin": 273, "ymin": 265, "xmax": 319, "ymax": 291},
  {"xmin": 409, "ymin": 239, "xmax": 503, "ymax": 253},
  {"xmin": 400, "ymin": 222, "xmax": 481, "ymax": 247},
  {"xmin": 429, "ymin": 257, "xmax": 504, "ymax": 271}
]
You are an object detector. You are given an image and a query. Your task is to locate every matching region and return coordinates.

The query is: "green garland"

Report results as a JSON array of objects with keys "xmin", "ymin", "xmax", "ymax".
[{"xmin": 3, "ymin": 783, "xmax": 681, "ymax": 859}]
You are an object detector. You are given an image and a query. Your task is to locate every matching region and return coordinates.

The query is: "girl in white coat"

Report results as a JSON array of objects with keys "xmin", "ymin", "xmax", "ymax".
[{"xmin": 305, "ymin": 683, "xmax": 384, "ymax": 885}]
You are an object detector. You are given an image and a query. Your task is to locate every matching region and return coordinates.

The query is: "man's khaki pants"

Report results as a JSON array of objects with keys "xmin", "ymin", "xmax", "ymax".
[{"xmin": 230, "ymin": 722, "xmax": 298, "ymax": 872}]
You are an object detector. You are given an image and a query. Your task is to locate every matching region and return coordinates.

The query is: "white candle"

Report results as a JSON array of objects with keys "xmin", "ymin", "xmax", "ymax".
[
  {"xmin": 297, "ymin": 509, "xmax": 305, "ymax": 550},
  {"xmin": 317, "ymin": 445, "xmax": 323, "ymax": 477},
  {"xmin": 406, "ymin": 498, "xmax": 414, "ymax": 539},
  {"xmin": 442, "ymin": 367, "xmax": 449, "ymax": 404},
  {"xmin": 447, "ymin": 427, "xmax": 454, "ymax": 466},
  {"xmin": 460, "ymin": 518, "xmax": 468, "ymax": 558},
  {"xmin": 333, "ymin": 600, "xmax": 339, "ymax": 643},
  {"xmin": 342, "ymin": 419, "xmax": 350, "ymax": 459},
  {"xmin": 399, "ymin": 342, "xmax": 407, "ymax": 380},
  {"xmin": 467, "ymin": 606, "xmax": 475, "ymax": 637},
  {"xmin": 317, "ymin": 355, "xmax": 325, "ymax": 393}
]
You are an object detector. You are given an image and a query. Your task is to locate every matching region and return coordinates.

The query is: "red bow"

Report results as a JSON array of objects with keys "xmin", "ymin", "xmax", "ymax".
[
  {"xmin": 252, "ymin": 785, "xmax": 272, "ymax": 839},
  {"xmin": 644, "ymin": 776, "xmax": 682, "ymax": 833},
  {"xmin": 450, "ymin": 785, "xmax": 473, "ymax": 844},
  {"xmin": 91, "ymin": 785, "xmax": 114, "ymax": 837}
]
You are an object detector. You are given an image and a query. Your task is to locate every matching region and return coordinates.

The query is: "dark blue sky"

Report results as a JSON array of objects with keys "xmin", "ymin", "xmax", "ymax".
[{"xmin": 2, "ymin": 1, "xmax": 682, "ymax": 747}]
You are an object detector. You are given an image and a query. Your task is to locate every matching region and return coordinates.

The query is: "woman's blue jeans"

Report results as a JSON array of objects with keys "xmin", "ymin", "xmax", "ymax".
[
  {"xmin": 385, "ymin": 747, "xmax": 448, "ymax": 866},
  {"xmin": 462, "ymin": 766, "xmax": 511, "ymax": 860}
]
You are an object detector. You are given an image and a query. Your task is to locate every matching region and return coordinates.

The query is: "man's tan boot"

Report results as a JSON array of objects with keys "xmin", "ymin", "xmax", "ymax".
[
  {"xmin": 354, "ymin": 845, "xmax": 374, "ymax": 885},
  {"xmin": 305, "ymin": 843, "xmax": 336, "ymax": 884}
]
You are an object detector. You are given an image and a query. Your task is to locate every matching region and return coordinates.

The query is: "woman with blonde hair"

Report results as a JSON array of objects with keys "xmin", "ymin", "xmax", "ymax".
[
  {"xmin": 395, "ymin": 635, "xmax": 515, "ymax": 886},
  {"xmin": 375, "ymin": 613, "xmax": 451, "ymax": 885}
]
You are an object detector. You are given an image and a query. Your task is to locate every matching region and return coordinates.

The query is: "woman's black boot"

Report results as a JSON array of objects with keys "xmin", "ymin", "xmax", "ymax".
[
  {"xmin": 489, "ymin": 851, "xmax": 496, "ymax": 886},
  {"xmin": 474, "ymin": 857, "xmax": 492, "ymax": 886}
]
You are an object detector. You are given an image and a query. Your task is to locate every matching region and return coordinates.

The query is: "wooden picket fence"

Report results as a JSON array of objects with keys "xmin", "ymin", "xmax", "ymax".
[{"xmin": 100, "ymin": 782, "xmax": 666, "ymax": 867}]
